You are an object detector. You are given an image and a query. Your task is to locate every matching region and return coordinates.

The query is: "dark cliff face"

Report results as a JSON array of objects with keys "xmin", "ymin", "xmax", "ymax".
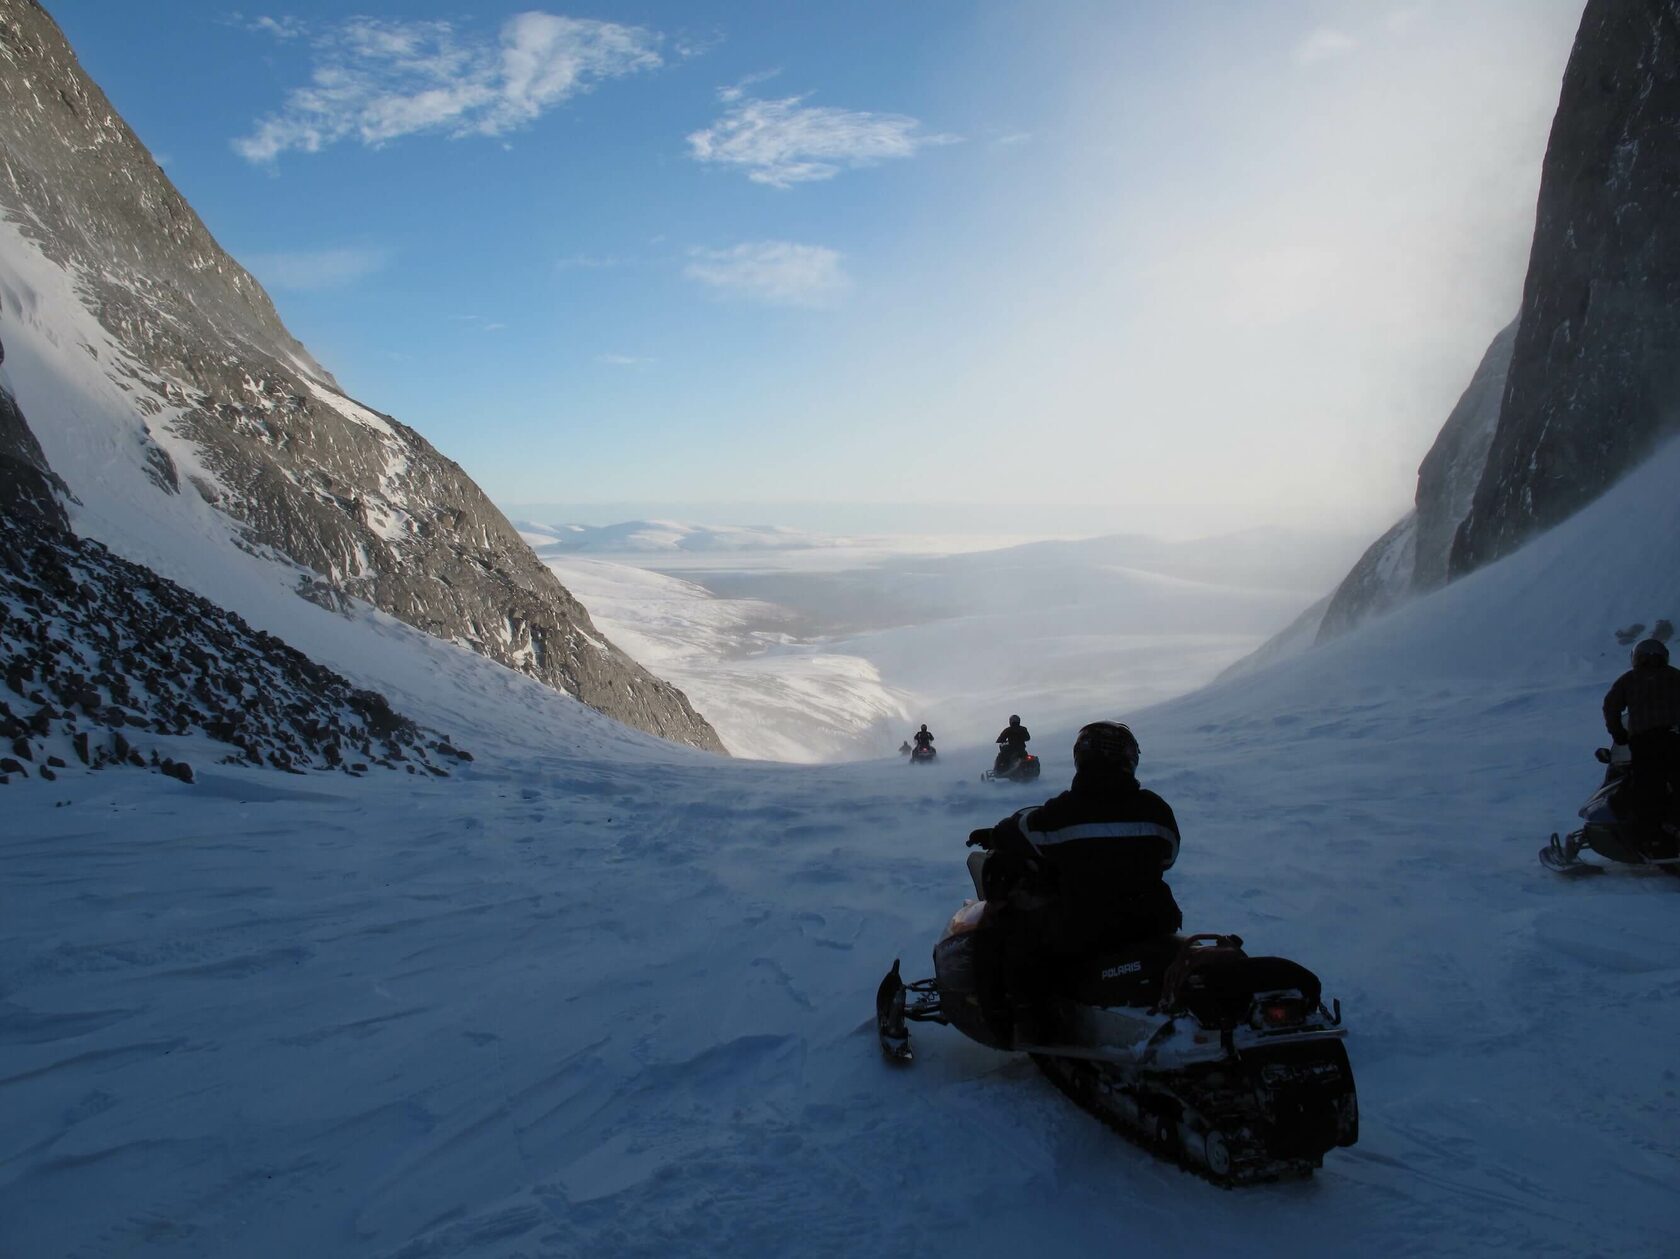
[
  {"xmin": 1413, "ymin": 321, "xmax": 1518, "ymax": 592},
  {"xmin": 1452, "ymin": 0, "xmax": 1680, "ymax": 575},
  {"xmin": 0, "ymin": 1, "xmax": 723, "ymax": 752}
]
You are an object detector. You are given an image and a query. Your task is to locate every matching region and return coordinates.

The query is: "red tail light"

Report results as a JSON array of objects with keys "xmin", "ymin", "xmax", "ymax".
[{"xmin": 1260, "ymin": 999, "xmax": 1307, "ymax": 1026}]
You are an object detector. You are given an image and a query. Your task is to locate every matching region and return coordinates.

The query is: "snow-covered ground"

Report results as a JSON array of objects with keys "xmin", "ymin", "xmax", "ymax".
[
  {"xmin": 540, "ymin": 525, "xmax": 1363, "ymax": 761},
  {"xmin": 5, "ymin": 427, "xmax": 1679, "ymax": 1256},
  {"xmin": 531, "ymin": 556, "xmax": 911, "ymax": 762}
]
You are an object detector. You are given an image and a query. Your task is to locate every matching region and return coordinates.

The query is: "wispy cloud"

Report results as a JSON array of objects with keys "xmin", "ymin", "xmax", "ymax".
[
  {"xmin": 671, "ymin": 30, "xmax": 724, "ymax": 61},
  {"xmin": 451, "ymin": 314, "xmax": 508, "ymax": 333},
  {"xmin": 1293, "ymin": 27, "xmax": 1359, "ymax": 66},
  {"xmin": 687, "ymin": 91, "xmax": 956, "ymax": 187},
  {"xmin": 597, "ymin": 353, "xmax": 655, "ymax": 367},
  {"xmin": 235, "ymin": 12, "xmax": 662, "ymax": 164},
  {"xmin": 248, "ymin": 15, "xmax": 306, "ymax": 40},
  {"xmin": 684, "ymin": 242, "xmax": 850, "ymax": 307},
  {"xmin": 716, "ymin": 69, "xmax": 781, "ymax": 104},
  {"xmin": 243, "ymin": 246, "xmax": 390, "ymax": 290}
]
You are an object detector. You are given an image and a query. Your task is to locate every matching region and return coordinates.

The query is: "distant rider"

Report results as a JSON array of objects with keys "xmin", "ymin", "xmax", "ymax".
[
  {"xmin": 1603, "ymin": 638, "xmax": 1680, "ymax": 835},
  {"xmin": 994, "ymin": 714, "xmax": 1030, "ymax": 774},
  {"xmin": 912, "ymin": 724, "xmax": 934, "ymax": 754},
  {"xmin": 898, "ymin": 740, "xmax": 913, "ymax": 756},
  {"xmin": 968, "ymin": 720, "xmax": 1181, "ymax": 1039}
]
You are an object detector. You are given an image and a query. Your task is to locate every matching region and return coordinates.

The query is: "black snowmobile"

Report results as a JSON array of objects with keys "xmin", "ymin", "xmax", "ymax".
[
  {"xmin": 982, "ymin": 751, "xmax": 1041, "ymax": 783},
  {"xmin": 876, "ymin": 851, "xmax": 1358, "ymax": 1186},
  {"xmin": 909, "ymin": 743, "xmax": 937, "ymax": 766},
  {"xmin": 1540, "ymin": 745, "xmax": 1680, "ymax": 876}
]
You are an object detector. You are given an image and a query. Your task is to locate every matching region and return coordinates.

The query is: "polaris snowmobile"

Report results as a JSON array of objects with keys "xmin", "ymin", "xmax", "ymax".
[
  {"xmin": 876, "ymin": 852, "xmax": 1358, "ymax": 1186},
  {"xmin": 910, "ymin": 744, "xmax": 937, "ymax": 765},
  {"xmin": 982, "ymin": 752, "xmax": 1041, "ymax": 783},
  {"xmin": 1540, "ymin": 745, "xmax": 1680, "ymax": 876}
]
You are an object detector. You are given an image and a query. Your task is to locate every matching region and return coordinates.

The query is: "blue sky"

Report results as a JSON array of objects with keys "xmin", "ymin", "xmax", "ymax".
[{"xmin": 47, "ymin": 1, "xmax": 1586, "ymax": 533}]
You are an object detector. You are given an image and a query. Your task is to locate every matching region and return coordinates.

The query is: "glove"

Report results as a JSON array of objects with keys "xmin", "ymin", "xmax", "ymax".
[{"xmin": 966, "ymin": 827, "xmax": 993, "ymax": 849}]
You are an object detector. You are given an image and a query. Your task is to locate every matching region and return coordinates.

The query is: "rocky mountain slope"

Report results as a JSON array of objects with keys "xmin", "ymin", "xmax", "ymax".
[
  {"xmin": 1313, "ymin": 0, "xmax": 1679, "ymax": 646},
  {"xmin": 1453, "ymin": 0, "xmax": 1680, "ymax": 573},
  {"xmin": 0, "ymin": 0, "xmax": 722, "ymax": 753},
  {"xmin": 1, "ymin": 373, "xmax": 468, "ymax": 785}
]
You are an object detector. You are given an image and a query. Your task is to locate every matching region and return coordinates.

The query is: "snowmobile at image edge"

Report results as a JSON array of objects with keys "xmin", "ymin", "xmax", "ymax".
[
  {"xmin": 982, "ymin": 752, "xmax": 1041, "ymax": 783},
  {"xmin": 875, "ymin": 851, "xmax": 1358, "ymax": 1186},
  {"xmin": 1540, "ymin": 745, "xmax": 1680, "ymax": 876}
]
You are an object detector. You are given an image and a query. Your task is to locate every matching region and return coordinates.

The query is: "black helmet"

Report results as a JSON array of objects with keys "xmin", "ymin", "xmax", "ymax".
[
  {"xmin": 1008, "ymin": 714, "xmax": 1020, "ymax": 726},
  {"xmin": 1632, "ymin": 638, "xmax": 1670, "ymax": 668},
  {"xmin": 1073, "ymin": 720, "xmax": 1140, "ymax": 775},
  {"xmin": 919, "ymin": 723, "xmax": 929, "ymax": 733}
]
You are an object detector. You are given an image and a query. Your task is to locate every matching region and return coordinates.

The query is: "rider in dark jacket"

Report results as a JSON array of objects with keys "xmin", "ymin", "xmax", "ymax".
[
  {"xmin": 1604, "ymin": 638, "xmax": 1680, "ymax": 830},
  {"xmin": 912, "ymin": 725, "xmax": 934, "ymax": 752},
  {"xmin": 970, "ymin": 721, "xmax": 1181, "ymax": 1034},
  {"xmin": 994, "ymin": 715, "xmax": 1030, "ymax": 773}
]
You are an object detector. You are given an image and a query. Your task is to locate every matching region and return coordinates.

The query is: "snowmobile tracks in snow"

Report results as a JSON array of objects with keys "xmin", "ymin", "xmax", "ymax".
[{"xmin": 1030, "ymin": 1045, "xmax": 1350, "ymax": 1188}]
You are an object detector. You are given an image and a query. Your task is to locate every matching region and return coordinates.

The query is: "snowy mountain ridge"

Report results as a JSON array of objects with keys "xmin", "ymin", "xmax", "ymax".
[{"xmin": 0, "ymin": 0, "xmax": 720, "ymax": 752}]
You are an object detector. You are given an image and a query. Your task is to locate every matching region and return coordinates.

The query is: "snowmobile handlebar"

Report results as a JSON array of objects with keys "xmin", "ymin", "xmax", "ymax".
[{"xmin": 966, "ymin": 827, "xmax": 993, "ymax": 849}]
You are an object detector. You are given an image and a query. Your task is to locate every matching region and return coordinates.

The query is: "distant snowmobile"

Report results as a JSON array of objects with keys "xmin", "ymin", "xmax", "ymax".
[
  {"xmin": 982, "ymin": 752, "xmax": 1041, "ymax": 783},
  {"xmin": 876, "ymin": 850, "xmax": 1358, "ymax": 1186},
  {"xmin": 909, "ymin": 744, "xmax": 937, "ymax": 765},
  {"xmin": 1540, "ymin": 745, "xmax": 1680, "ymax": 876}
]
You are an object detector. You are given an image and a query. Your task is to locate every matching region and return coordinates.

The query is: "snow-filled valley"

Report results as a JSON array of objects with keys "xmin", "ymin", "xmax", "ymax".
[
  {"xmin": 530, "ymin": 526, "xmax": 1365, "ymax": 762},
  {"xmin": 5, "ymin": 434, "xmax": 1679, "ymax": 1257}
]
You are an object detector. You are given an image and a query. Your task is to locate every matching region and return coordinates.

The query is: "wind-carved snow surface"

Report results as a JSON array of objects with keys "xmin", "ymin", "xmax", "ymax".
[{"xmin": 4, "ymin": 439, "xmax": 1677, "ymax": 1255}]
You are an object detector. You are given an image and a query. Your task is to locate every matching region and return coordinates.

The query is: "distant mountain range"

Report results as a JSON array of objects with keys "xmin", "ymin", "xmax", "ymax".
[{"xmin": 517, "ymin": 520, "xmax": 829, "ymax": 555}]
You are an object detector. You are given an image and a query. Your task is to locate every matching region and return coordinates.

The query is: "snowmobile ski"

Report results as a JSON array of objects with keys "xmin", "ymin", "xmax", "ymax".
[
  {"xmin": 1539, "ymin": 833, "xmax": 1602, "ymax": 875},
  {"xmin": 876, "ymin": 960, "xmax": 913, "ymax": 1063},
  {"xmin": 1543, "ymin": 750, "xmax": 1680, "ymax": 876},
  {"xmin": 1540, "ymin": 829, "xmax": 1680, "ymax": 876}
]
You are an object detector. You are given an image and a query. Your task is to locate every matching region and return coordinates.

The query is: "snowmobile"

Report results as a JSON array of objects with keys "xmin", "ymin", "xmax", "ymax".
[
  {"xmin": 876, "ymin": 851, "xmax": 1358, "ymax": 1186},
  {"xmin": 1540, "ymin": 745, "xmax": 1680, "ymax": 876},
  {"xmin": 909, "ymin": 744, "xmax": 937, "ymax": 765},
  {"xmin": 982, "ymin": 751, "xmax": 1041, "ymax": 783}
]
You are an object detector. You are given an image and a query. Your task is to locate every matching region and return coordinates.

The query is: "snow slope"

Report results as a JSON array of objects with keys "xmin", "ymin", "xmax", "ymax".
[{"xmin": 4, "ymin": 442, "xmax": 1679, "ymax": 1256}]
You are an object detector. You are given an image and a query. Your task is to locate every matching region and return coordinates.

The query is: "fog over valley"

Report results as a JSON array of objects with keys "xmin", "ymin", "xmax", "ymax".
[{"xmin": 520, "ymin": 518, "xmax": 1371, "ymax": 760}]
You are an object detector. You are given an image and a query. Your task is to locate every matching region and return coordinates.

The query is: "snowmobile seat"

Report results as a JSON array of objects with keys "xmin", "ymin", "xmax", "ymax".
[
  {"xmin": 1054, "ymin": 934, "xmax": 1185, "ymax": 1009},
  {"xmin": 1175, "ymin": 956, "xmax": 1323, "ymax": 1029}
]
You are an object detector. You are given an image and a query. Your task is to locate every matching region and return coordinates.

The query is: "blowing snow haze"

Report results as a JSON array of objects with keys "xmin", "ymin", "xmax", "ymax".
[{"xmin": 5, "ymin": 0, "xmax": 1680, "ymax": 1254}]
